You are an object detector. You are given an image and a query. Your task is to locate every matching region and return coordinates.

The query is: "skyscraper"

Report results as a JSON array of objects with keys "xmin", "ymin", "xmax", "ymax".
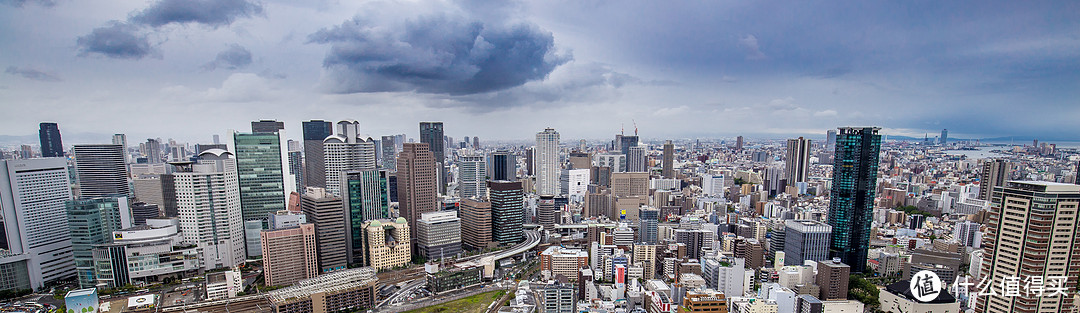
[
  {"xmin": 172, "ymin": 150, "xmax": 245, "ymax": 270},
  {"xmin": 783, "ymin": 220, "xmax": 832, "ymax": 266},
  {"xmin": 825, "ymin": 130, "xmax": 837, "ymax": 151},
  {"xmin": 415, "ymin": 211, "xmax": 461, "ymax": 260},
  {"xmin": 638, "ymin": 208, "xmax": 659, "ymax": 244},
  {"xmin": 323, "ymin": 120, "xmax": 376, "ymax": 196},
  {"xmin": 939, "ymin": 129, "xmax": 948, "ymax": 145},
  {"xmin": 260, "ymin": 223, "xmax": 318, "ymax": 287},
  {"xmin": 144, "ymin": 138, "xmax": 163, "ymax": 163},
  {"xmin": 976, "ymin": 181, "xmax": 1080, "ymax": 313},
  {"xmin": 380, "ymin": 135, "xmax": 398, "ymax": 170},
  {"xmin": 112, "ymin": 134, "xmax": 128, "ymax": 162},
  {"xmin": 977, "ymin": 159, "xmax": 1012, "ymax": 201},
  {"xmin": 459, "ymin": 198, "xmax": 493, "ymax": 250},
  {"xmin": 419, "ymin": 122, "xmax": 446, "ymax": 194},
  {"xmin": 458, "ymin": 155, "xmax": 486, "ymax": 200},
  {"xmin": 490, "ymin": 180, "xmax": 524, "ymax": 245},
  {"xmin": 287, "ymin": 150, "xmax": 303, "ymax": 192},
  {"xmin": 537, "ymin": 195, "xmax": 557, "ymax": 230},
  {"xmin": 397, "ymin": 143, "xmax": 438, "ymax": 249},
  {"xmin": 827, "ymin": 127, "xmax": 881, "ymax": 272},
  {"xmin": 301, "ymin": 187, "xmax": 347, "ymax": 273},
  {"xmin": 488, "ymin": 150, "xmax": 517, "ymax": 181},
  {"xmin": 302, "ymin": 120, "xmax": 333, "ymax": 188},
  {"xmin": 736, "ymin": 136, "xmax": 744, "ymax": 151},
  {"xmin": 343, "ymin": 169, "xmax": 390, "ymax": 264},
  {"xmin": 785, "ymin": 137, "xmax": 811, "ymax": 185},
  {"xmin": 536, "ymin": 128, "xmax": 560, "ymax": 196},
  {"xmin": 38, "ymin": 122, "xmax": 64, "ymax": 158},
  {"xmin": 627, "ymin": 145, "xmax": 647, "ymax": 172},
  {"xmin": 618, "ymin": 135, "xmax": 639, "ymax": 156},
  {"xmin": 251, "ymin": 120, "xmax": 285, "ymax": 133},
  {"xmin": 0, "ymin": 158, "xmax": 74, "ymax": 290},
  {"xmin": 74, "ymin": 144, "xmax": 130, "ymax": 198},
  {"xmin": 65, "ymin": 196, "xmax": 131, "ymax": 288},
  {"xmin": 662, "ymin": 140, "xmax": 674, "ymax": 178},
  {"xmin": 232, "ymin": 130, "xmax": 294, "ymax": 228}
]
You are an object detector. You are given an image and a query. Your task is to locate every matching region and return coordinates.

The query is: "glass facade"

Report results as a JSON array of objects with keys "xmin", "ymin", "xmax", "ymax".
[
  {"xmin": 233, "ymin": 132, "xmax": 287, "ymax": 226},
  {"xmin": 490, "ymin": 181, "xmax": 524, "ymax": 245},
  {"xmin": 827, "ymin": 127, "xmax": 881, "ymax": 272},
  {"xmin": 66, "ymin": 197, "xmax": 126, "ymax": 288},
  {"xmin": 344, "ymin": 170, "xmax": 390, "ymax": 264}
]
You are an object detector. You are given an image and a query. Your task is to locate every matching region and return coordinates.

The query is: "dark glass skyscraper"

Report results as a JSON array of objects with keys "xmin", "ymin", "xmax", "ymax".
[
  {"xmin": 73, "ymin": 144, "xmax": 130, "ymax": 198},
  {"xmin": 343, "ymin": 169, "xmax": 390, "ymax": 264},
  {"xmin": 489, "ymin": 180, "xmax": 524, "ymax": 245},
  {"xmin": 827, "ymin": 127, "xmax": 881, "ymax": 272},
  {"xmin": 489, "ymin": 150, "xmax": 517, "ymax": 181},
  {"xmin": 233, "ymin": 132, "xmax": 287, "ymax": 225},
  {"xmin": 38, "ymin": 122, "xmax": 64, "ymax": 157},
  {"xmin": 302, "ymin": 120, "xmax": 333, "ymax": 188},
  {"xmin": 419, "ymin": 122, "xmax": 445, "ymax": 194}
]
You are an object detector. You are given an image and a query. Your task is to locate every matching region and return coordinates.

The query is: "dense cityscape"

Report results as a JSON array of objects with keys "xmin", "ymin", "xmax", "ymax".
[{"xmin": 0, "ymin": 121, "xmax": 1077, "ymax": 313}]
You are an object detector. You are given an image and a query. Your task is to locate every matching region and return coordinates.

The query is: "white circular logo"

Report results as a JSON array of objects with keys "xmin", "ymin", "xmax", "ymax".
[{"xmin": 909, "ymin": 270, "xmax": 942, "ymax": 302}]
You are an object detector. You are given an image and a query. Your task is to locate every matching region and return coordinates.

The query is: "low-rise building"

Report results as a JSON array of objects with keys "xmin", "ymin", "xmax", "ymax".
[
  {"xmin": 205, "ymin": 270, "xmax": 242, "ymax": 300},
  {"xmin": 540, "ymin": 246, "xmax": 589, "ymax": 281},
  {"xmin": 92, "ymin": 218, "xmax": 200, "ymax": 288},
  {"xmin": 880, "ymin": 280, "xmax": 960, "ymax": 313},
  {"xmin": 267, "ymin": 267, "xmax": 378, "ymax": 313},
  {"xmin": 426, "ymin": 266, "xmax": 483, "ymax": 294}
]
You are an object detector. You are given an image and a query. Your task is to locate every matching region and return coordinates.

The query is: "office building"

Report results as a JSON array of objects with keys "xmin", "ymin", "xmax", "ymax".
[
  {"xmin": 537, "ymin": 195, "xmax": 557, "ymax": 229},
  {"xmin": 0, "ymin": 158, "xmax": 74, "ymax": 290},
  {"xmin": 111, "ymin": 134, "xmax": 128, "ymax": 162},
  {"xmin": 261, "ymin": 223, "xmax": 318, "ymax": 287},
  {"xmin": 38, "ymin": 122, "xmax": 64, "ymax": 157},
  {"xmin": 287, "ymin": 149, "xmax": 303, "ymax": 192},
  {"xmin": 674, "ymin": 229, "xmax": 713, "ymax": 260},
  {"xmin": 398, "ymin": 143, "xmax": 438, "ymax": 249},
  {"xmin": 638, "ymin": 208, "xmax": 659, "ymax": 244},
  {"xmin": 301, "ymin": 187, "xmax": 347, "ymax": 273},
  {"xmin": 74, "ymin": 144, "xmax": 130, "ymax": 198},
  {"xmin": 144, "ymin": 138, "xmax": 163, "ymax": 163},
  {"xmin": 976, "ymin": 181, "xmax": 1080, "ymax": 313},
  {"xmin": 380, "ymin": 136, "xmax": 398, "ymax": 170},
  {"xmin": 954, "ymin": 220, "xmax": 980, "ymax": 248},
  {"xmin": 323, "ymin": 120, "xmax": 377, "ymax": 196},
  {"xmin": 612, "ymin": 172, "xmax": 649, "ymax": 197},
  {"xmin": 130, "ymin": 202, "xmax": 159, "ymax": 225},
  {"xmin": 303, "ymin": 120, "xmax": 334, "ymax": 188},
  {"xmin": 796, "ymin": 294, "xmax": 824, "ymax": 313},
  {"xmin": 701, "ymin": 174, "xmax": 725, "ymax": 196},
  {"xmin": 65, "ymin": 196, "xmax": 131, "ymax": 288},
  {"xmin": 489, "ymin": 180, "xmax": 524, "ymax": 245},
  {"xmin": 342, "ymin": 169, "xmax": 390, "ymax": 263},
  {"xmin": 171, "ymin": 149, "xmax": 245, "ymax": 270},
  {"xmin": 977, "ymin": 159, "xmax": 1012, "ymax": 201},
  {"xmin": 939, "ymin": 129, "xmax": 948, "ymax": 145},
  {"xmin": 427, "ymin": 266, "xmax": 483, "ymax": 294},
  {"xmin": 595, "ymin": 153, "xmax": 626, "ymax": 173},
  {"xmin": 540, "ymin": 246, "xmax": 589, "ymax": 281},
  {"xmin": 568, "ymin": 151, "xmax": 591, "ymax": 170},
  {"xmin": 93, "ymin": 218, "xmax": 200, "ymax": 288},
  {"xmin": 627, "ymin": 145, "xmax": 647, "ymax": 172},
  {"xmin": 827, "ymin": 127, "xmax": 881, "ymax": 272},
  {"xmin": 542, "ymin": 282, "xmax": 576, "ymax": 313},
  {"xmin": 662, "ymin": 141, "xmax": 674, "ymax": 178},
  {"xmin": 205, "ymin": 270, "xmax": 242, "ymax": 300},
  {"xmin": 683, "ymin": 289, "xmax": 729, "ymax": 313},
  {"xmin": 783, "ymin": 220, "xmax": 832, "ymax": 266},
  {"xmin": 232, "ymin": 130, "xmax": 293, "ymax": 229},
  {"xmin": 267, "ymin": 267, "xmax": 378, "ymax": 313},
  {"xmin": 816, "ymin": 259, "xmax": 850, "ymax": 301},
  {"xmin": 251, "ymin": 119, "xmax": 285, "ymax": 133},
  {"xmin": 360, "ymin": 218, "xmax": 411, "ymax": 270},
  {"xmin": 458, "ymin": 155, "xmax": 487, "ymax": 200},
  {"xmin": 488, "ymin": 150, "xmax": 517, "ymax": 181},
  {"xmin": 785, "ymin": 137, "xmax": 811, "ymax": 185},
  {"xmin": 618, "ymin": 135, "xmax": 639, "ymax": 156},
  {"xmin": 419, "ymin": 122, "xmax": 446, "ymax": 194},
  {"xmin": 536, "ymin": 128, "xmax": 561, "ymax": 196},
  {"xmin": 735, "ymin": 136, "xmax": 744, "ymax": 151},
  {"xmin": 564, "ymin": 168, "xmax": 590, "ymax": 200},
  {"xmin": 415, "ymin": 211, "xmax": 461, "ymax": 260},
  {"xmin": 459, "ymin": 198, "xmax": 493, "ymax": 250}
]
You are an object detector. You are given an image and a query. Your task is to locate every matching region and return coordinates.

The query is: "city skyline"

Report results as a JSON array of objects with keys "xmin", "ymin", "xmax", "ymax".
[{"xmin": 2, "ymin": 1, "xmax": 1078, "ymax": 142}]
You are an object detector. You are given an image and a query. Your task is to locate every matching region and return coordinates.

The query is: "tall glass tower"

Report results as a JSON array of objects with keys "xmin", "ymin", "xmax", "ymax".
[
  {"xmin": 38, "ymin": 122, "xmax": 64, "ymax": 157},
  {"xmin": 232, "ymin": 132, "xmax": 289, "ymax": 226},
  {"xmin": 827, "ymin": 127, "xmax": 880, "ymax": 272},
  {"xmin": 419, "ymin": 122, "xmax": 445, "ymax": 195},
  {"xmin": 343, "ymin": 169, "xmax": 390, "ymax": 264}
]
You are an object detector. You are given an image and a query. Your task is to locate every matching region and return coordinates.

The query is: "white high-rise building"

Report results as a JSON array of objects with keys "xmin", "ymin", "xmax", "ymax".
[
  {"xmin": 594, "ymin": 153, "xmax": 626, "ymax": 173},
  {"xmin": 536, "ymin": 128, "xmax": 560, "ymax": 196},
  {"xmin": 0, "ymin": 158, "xmax": 75, "ymax": 290},
  {"xmin": 458, "ymin": 155, "xmax": 486, "ymax": 200},
  {"xmin": 565, "ymin": 169, "xmax": 590, "ymax": 201},
  {"xmin": 323, "ymin": 120, "xmax": 376, "ymax": 196},
  {"xmin": 701, "ymin": 174, "xmax": 725, "ymax": 196},
  {"xmin": 173, "ymin": 149, "xmax": 245, "ymax": 270},
  {"xmin": 785, "ymin": 137, "xmax": 811, "ymax": 184}
]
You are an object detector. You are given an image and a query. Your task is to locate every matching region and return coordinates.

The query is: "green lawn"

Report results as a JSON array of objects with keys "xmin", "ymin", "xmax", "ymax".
[{"xmin": 403, "ymin": 290, "xmax": 507, "ymax": 313}]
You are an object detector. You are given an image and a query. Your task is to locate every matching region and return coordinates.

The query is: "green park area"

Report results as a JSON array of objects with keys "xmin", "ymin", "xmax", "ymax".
[{"xmin": 403, "ymin": 290, "xmax": 507, "ymax": 313}]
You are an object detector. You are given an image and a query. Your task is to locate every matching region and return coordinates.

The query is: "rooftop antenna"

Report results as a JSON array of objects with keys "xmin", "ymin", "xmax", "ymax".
[
  {"xmin": 621, "ymin": 123, "xmax": 624, "ymax": 136},
  {"xmin": 633, "ymin": 119, "xmax": 638, "ymax": 136}
]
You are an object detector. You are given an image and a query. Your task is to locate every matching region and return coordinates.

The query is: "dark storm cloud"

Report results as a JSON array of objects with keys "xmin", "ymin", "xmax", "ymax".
[
  {"xmin": 129, "ymin": 0, "xmax": 264, "ymax": 28},
  {"xmin": 76, "ymin": 22, "xmax": 157, "ymax": 60},
  {"xmin": 5, "ymin": 66, "xmax": 61, "ymax": 82},
  {"xmin": 0, "ymin": 0, "xmax": 55, "ymax": 7},
  {"xmin": 309, "ymin": 13, "xmax": 570, "ymax": 95},
  {"xmin": 203, "ymin": 44, "xmax": 253, "ymax": 71}
]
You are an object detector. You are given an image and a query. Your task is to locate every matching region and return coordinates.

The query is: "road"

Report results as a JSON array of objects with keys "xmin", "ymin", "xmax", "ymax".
[{"xmin": 379, "ymin": 278, "xmax": 426, "ymax": 307}]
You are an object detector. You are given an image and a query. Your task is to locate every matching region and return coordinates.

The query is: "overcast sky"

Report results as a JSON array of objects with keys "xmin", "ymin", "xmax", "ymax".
[{"xmin": 2, "ymin": 0, "xmax": 1078, "ymax": 144}]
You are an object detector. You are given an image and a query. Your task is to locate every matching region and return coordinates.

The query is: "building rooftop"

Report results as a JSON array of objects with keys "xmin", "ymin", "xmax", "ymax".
[{"xmin": 1008, "ymin": 180, "xmax": 1080, "ymax": 193}]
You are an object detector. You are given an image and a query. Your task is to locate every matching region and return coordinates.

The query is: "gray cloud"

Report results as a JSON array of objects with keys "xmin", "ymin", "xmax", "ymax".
[
  {"xmin": 129, "ymin": 0, "xmax": 264, "ymax": 28},
  {"xmin": 0, "ymin": 0, "xmax": 55, "ymax": 7},
  {"xmin": 309, "ymin": 13, "xmax": 571, "ymax": 95},
  {"xmin": 76, "ymin": 22, "xmax": 157, "ymax": 60},
  {"xmin": 5, "ymin": 66, "xmax": 61, "ymax": 82},
  {"xmin": 738, "ymin": 34, "xmax": 767, "ymax": 60},
  {"xmin": 203, "ymin": 44, "xmax": 252, "ymax": 71}
]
